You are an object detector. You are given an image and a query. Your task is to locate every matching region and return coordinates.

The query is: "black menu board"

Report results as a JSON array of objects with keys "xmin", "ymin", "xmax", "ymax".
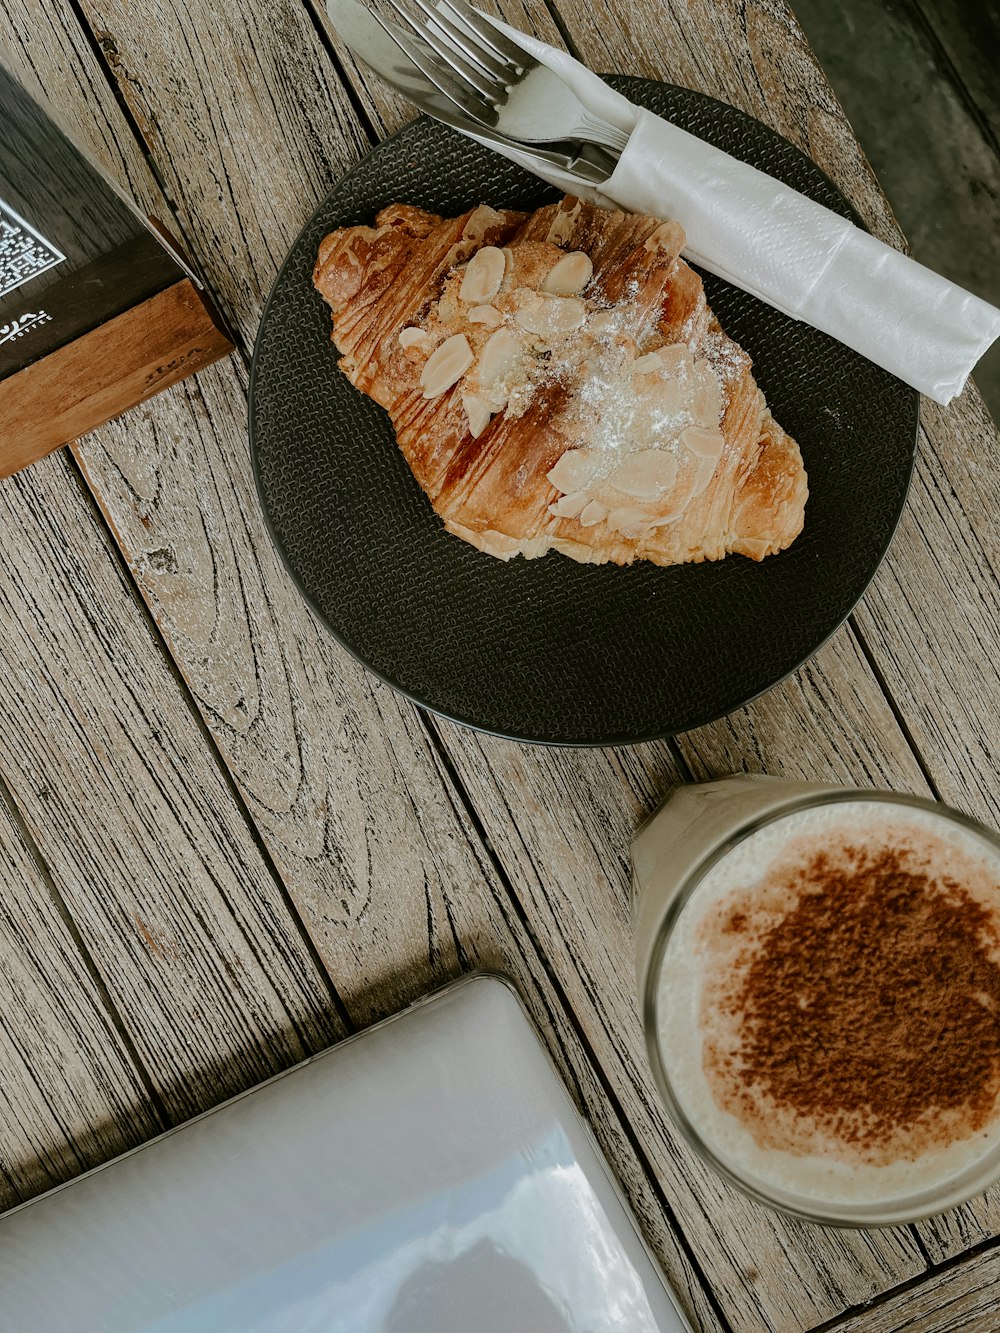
[{"xmin": 0, "ymin": 63, "xmax": 189, "ymax": 381}]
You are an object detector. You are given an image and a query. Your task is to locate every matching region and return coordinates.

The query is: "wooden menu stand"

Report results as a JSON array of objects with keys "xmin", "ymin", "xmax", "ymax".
[{"xmin": 0, "ymin": 228, "xmax": 232, "ymax": 480}]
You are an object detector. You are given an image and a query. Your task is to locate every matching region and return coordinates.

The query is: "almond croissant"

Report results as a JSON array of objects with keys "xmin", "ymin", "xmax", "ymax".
[{"xmin": 313, "ymin": 196, "xmax": 807, "ymax": 565}]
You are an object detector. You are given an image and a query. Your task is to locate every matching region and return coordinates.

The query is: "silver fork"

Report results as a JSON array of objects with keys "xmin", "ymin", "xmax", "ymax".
[
  {"xmin": 329, "ymin": 0, "xmax": 619, "ymax": 183},
  {"xmin": 374, "ymin": 0, "xmax": 631, "ymax": 154}
]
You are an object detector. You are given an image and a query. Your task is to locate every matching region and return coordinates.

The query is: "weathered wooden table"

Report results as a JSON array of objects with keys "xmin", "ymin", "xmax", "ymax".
[{"xmin": 2, "ymin": 2, "xmax": 999, "ymax": 1329}]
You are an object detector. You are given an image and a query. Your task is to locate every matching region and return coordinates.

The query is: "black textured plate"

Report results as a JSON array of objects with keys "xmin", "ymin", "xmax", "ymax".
[{"xmin": 250, "ymin": 77, "xmax": 918, "ymax": 746}]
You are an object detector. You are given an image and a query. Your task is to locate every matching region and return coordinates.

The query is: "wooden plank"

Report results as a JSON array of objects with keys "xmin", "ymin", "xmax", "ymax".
[
  {"xmin": 23, "ymin": 0, "xmax": 941, "ymax": 1324},
  {"xmin": 0, "ymin": 3, "xmax": 165, "ymax": 218},
  {"xmin": 0, "ymin": 449, "xmax": 346, "ymax": 1120},
  {"xmin": 375, "ymin": 730, "xmax": 728, "ymax": 1333},
  {"xmin": 0, "ymin": 277, "xmax": 231, "ymax": 477},
  {"xmin": 851, "ymin": 392, "xmax": 1000, "ymax": 831},
  {"xmin": 10, "ymin": 19, "xmax": 789, "ymax": 1333},
  {"xmin": 71, "ymin": 358, "xmax": 502, "ymax": 1014},
  {"xmin": 0, "ymin": 779, "xmax": 161, "ymax": 1208},
  {"xmin": 676, "ymin": 626, "xmax": 932, "ymax": 791},
  {"xmin": 67, "ymin": 0, "xmax": 373, "ymax": 345},
  {"xmin": 37, "ymin": 0, "xmax": 1000, "ymax": 863},
  {"xmin": 920, "ymin": 1194, "xmax": 1000, "ymax": 1280},
  {"xmin": 7, "ymin": 0, "xmax": 986, "ymax": 1322},
  {"xmin": 73, "ymin": 354, "xmax": 929, "ymax": 1333},
  {"xmin": 6, "ymin": 426, "xmax": 723, "ymax": 1333},
  {"xmin": 824, "ymin": 1244, "xmax": 1000, "ymax": 1333}
]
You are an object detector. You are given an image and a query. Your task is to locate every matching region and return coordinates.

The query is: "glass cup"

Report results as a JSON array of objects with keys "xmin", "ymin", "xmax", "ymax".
[{"xmin": 631, "ymin": 775, "xmax": 1000, "ymax": 1226}]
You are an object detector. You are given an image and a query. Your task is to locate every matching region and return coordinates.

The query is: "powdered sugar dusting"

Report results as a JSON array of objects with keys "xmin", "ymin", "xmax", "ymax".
[{"xmin": 414, "ymin": 232, "xmax": 735, "ymax": 533}]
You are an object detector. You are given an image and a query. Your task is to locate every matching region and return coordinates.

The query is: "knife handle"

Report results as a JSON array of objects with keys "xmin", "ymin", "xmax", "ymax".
[{"xmin": 567, "ymin": 140, "xmax": 621, "ymax": 185}]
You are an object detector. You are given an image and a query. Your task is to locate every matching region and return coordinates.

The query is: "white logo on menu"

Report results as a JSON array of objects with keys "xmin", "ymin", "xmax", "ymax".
[
  {"xmin": 0, "ymin": 198, "xmax": 66, "ymax": 299},
  {"xmin": 0, "ymin": 309, "xmax": 52, "ymax": 347}
]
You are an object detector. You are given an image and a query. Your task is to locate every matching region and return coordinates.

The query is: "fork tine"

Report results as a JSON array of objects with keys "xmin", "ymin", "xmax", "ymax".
[
  {"xmin": 370, "ymin": 5, "xmax": 498, "ymax": 122},
  {"xmin": 407, "ymin": 0, "xmax": 512, "ymax": 85},
  {"xmin": 382, "ymin": 0, "xmax": 502, "ymax": 105},
  {"xmin": 436, "ymin": 0, "xmax": 532, "ymax": 72}
]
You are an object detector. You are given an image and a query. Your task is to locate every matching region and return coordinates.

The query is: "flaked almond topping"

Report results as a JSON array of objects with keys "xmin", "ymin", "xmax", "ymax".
[
  {"xmin": 462, "ymin": 392, "xmax": 492, "ymax": 438},
  {"xmin": 477, "ymin": 327, "xmax": 520, "ymax": 390},
  {"xmin": 589, "ymin": 310, "xmax": 619, "ymax": 336},
  {"xmin": 578, "ymin": 499, "xmax": 607, "ymax": 527},
  {"xmin": 644, "ymin": 221, "xmax": 680, "ymax": 253},
  {"xmin": 545, "ymin": 200, "xmax": 582, "ymax": 245},
  {"xmin": 657, "ymin": 344, "xmax": 693, "ymax": 376},
  {"xmin": 649, "ymin": 377, "xmax": 685, "ymax": 415},
  {"xmin": 420, "ymin": 333, "xmax": 473, "ymax": 398},
  {"xmin": 738, "ymin": 537, "xmax": 772, "ymax": 559},
  {"xmin": 681, "ymin": 425, "xmax": 725, "ymax": 459},
  {"xmin": 546, "ymin": 447, "xmax": 603, "ymax": 494},
  {"xmin": 691, "ymin": 455, "xmax": 719, "ymax": 497},
  {"xmin": 467, "ymin": 304, "xmax": 502, "ymax": 325},
  {"xmin": 541, "ymin": 251, "xmax": 593, "ymax": 296},
  {"xmin": 515, "ymin": 293, "xmax": 586, "ymax": 336},
  {"xmin": 610, "ymin": 449, "xmax": 678, "ymax": 499},
  {"xmin": 607, "ymin": 505, "xmax": 655, "ymax": 537},
  {"xmin": 464, "ymin": 204, "xmax": 505, "ymax": 240},
  {"xmin": 548, "ymin": 490, "xmax": 589, "ymax": 519},
  {"xmin": 398, "ymin": 326, "xmax": 426, "ymax": 348},
  {"xmin": 691, "ymin": 368, "xmax": 723, "ymax": 425},
  {"xmin": 460, "ymin": 245, "xmax": 506, "ymax": 304},
  {"xmin": 632, "ymin": 353, "xmax": 663, "ymax": 375}
]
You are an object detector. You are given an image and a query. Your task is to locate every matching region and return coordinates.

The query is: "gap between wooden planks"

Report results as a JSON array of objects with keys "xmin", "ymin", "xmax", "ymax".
[
  {"xmin": 813, "ymin": 1238, "xmax": 1000, "ymax": 1333},
  {"xmin": 5, "ymin": 0, "xmax": 1000, "ymax": 1327}
]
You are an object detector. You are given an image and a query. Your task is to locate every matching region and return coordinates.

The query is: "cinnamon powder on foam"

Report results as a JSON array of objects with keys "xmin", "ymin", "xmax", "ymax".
[{"xmin": 699, "ymin": 831, "xmax": 1000, "ymax": 1166}]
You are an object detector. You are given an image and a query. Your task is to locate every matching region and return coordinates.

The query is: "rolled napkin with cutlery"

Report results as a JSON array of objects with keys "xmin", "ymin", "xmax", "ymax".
[{"xmin": 453, "ymin": 14, "xmax": 1000, "ymax": 406}]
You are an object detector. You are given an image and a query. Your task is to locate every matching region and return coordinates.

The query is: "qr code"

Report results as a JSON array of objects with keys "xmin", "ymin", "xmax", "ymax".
[{"xmin": 0, "ymin": 199, "xmax": 65, "ymax": 299}]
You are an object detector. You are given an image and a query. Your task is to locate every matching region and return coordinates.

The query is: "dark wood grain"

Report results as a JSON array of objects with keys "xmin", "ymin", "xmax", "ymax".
[{"xmin": 70, "ymin": 0, "xmax": 373, "ymax": 348}]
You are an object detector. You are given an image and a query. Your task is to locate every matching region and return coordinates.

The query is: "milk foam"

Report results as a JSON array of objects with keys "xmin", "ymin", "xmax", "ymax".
[{"xmin": 654, "ymin": 799, "xmax": 1000, "ymax": 1212}]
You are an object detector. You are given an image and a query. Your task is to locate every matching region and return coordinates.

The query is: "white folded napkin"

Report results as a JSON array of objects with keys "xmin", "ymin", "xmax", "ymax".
[{"xmin": 472, "ymin": 17, "xmax": 1000, "ymax": 405}]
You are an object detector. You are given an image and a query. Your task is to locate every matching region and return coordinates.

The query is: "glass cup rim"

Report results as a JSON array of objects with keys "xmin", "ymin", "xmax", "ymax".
[{"xmin": 641, "ymin": 786, "xmax": 1000, "ymax": 1227}]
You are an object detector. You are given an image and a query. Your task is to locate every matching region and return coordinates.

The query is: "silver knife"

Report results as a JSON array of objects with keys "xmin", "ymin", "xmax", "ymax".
[{"xmin": 326, "ymin": 0, "xmax": 615, "ymax": 185}]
